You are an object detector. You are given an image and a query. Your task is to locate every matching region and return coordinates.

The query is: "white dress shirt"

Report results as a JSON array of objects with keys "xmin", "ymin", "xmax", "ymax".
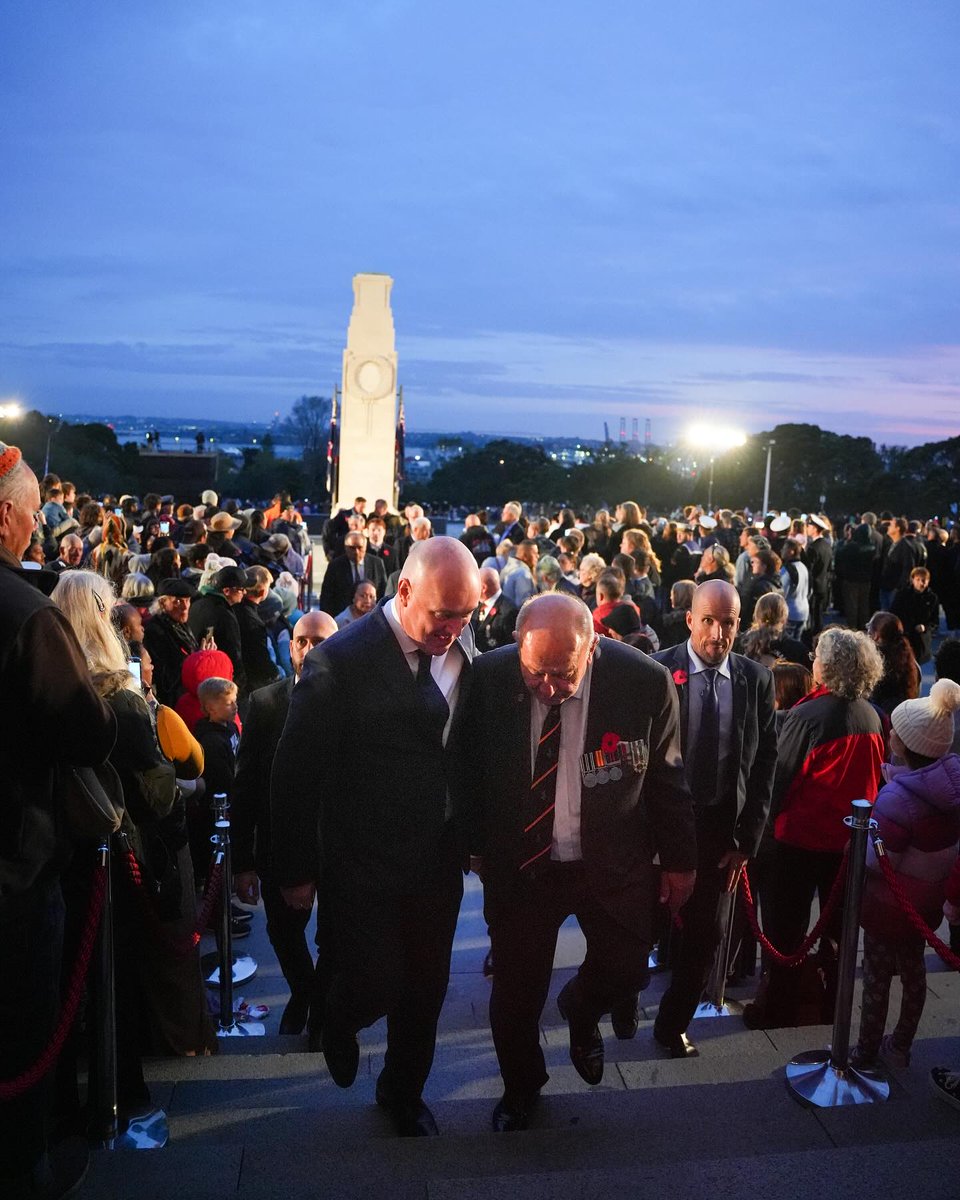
[{"xmin": 528, "ymin": 658, "xmax": 594, "ymax": 861}]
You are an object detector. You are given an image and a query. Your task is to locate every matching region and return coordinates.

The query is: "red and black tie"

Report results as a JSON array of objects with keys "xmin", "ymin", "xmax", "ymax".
[{"xmin": 520, "ymin": 704, "xmax": 563, "ymax": 873}]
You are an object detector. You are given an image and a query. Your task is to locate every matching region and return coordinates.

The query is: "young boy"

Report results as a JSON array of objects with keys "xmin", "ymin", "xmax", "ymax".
[
  {"xmin": 191, "ymin": 678, "xmax": 244, "ymax": 922},
  {"xmin": 892, "ymin": 567, "xmax": 941, "ymax": 664}
]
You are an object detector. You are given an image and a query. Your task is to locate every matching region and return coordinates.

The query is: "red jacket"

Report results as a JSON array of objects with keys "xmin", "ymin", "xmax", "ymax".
[{"xmin": 771, "ymin": 685, "xmax": 885, "ymax": 852}]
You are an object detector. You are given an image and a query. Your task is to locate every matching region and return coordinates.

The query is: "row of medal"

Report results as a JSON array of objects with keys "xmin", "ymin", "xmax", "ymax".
[{"xmin": 580, "ymin": 739, "xmax": 649, "ymax": 788}]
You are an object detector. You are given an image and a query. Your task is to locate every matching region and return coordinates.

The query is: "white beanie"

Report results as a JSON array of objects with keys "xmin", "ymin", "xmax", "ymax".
[{"xmin": 891, "ymin": 679, "xmax": 960, "ymax": 759}]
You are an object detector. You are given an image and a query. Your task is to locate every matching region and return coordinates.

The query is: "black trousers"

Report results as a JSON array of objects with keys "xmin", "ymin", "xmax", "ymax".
[
  {"xmin": 0, "ymin": 875, "xmax": 64, "ymax": 1185},
  {"xmin": 655, "ymin": 811, "xmax": 731, "ymax": 1038},
  {"xmin": 488, "ymin": 860, "xmax": 651, "ymax": 1098},
  {"xmin": 261, "ymin": 877, "xmax": 331, "ymax": 1032},
  {"xmin": 762, "ymin": 841, "xmax": 843, "ymax": 1020},
  {"xmin": 323, "ymin": 849, "xmax": 464, "ymax": 1103}
]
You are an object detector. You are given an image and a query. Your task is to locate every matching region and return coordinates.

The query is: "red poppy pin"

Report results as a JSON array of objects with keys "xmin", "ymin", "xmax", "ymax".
[
  {"xmin": 600, "ymin": 731, "xmax": 620, "ymax": 754},
  {"xmin": 488, "ymin": 607, "xmax": 497, "ymax": 619},
  {"xmin": 672, "ymin": 669, "xmax": 688, "ymax": 686}
]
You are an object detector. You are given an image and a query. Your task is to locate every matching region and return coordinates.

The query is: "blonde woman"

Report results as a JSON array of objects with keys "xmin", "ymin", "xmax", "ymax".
[
  {"xmin": 51, "ymin": 570, "xmax": 216, "ymax": 1079},
  {"xmin": 88, "ymin": 512, "xmax": 131, "ymax": 588}
]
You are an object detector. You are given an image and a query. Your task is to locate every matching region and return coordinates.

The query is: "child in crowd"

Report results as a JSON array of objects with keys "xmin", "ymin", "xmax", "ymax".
[
  {"xmin": 190, "ymin": 677, "xmax": 240, "ymax": 889},
  {"xmin": 892, "ymin": 567, "xmax": 941, "ymax": 665},
  {"xmin": 851, "ymin": 679, "xmax": 960, "ymax": 1069}
]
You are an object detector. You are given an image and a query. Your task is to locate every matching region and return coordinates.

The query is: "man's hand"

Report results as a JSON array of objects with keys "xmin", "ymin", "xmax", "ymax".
[
  {"xmin": 280, "ymin": 882, "xmax": 316, "ymax": 912},
  {"xmin": 660, "ymin": 869, "xmax": 696, "ymax": 917},
  {"xmin": 234, "ymin": 871, "xmax": 260, "ymax": 906},
  {"xmin": 717, "ymin": 850, "xmax": 750, "ymax": 893}
]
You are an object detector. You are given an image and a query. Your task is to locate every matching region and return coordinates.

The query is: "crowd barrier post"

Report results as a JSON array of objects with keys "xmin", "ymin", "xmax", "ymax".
[
  {"xmin": 213, "ymin": 795, "xmax": 264, "ymax": 1037},
  {"xmin": 694, "ymin": 884, "xmax": 742, "ymax": 1018},
  {"xmin": 785, "ymin": 799, "xmax": 890, "ymax": 1107},
  {"xmin": 92, "ymin": 838, "xmax": 169, "ymax": 1151}
]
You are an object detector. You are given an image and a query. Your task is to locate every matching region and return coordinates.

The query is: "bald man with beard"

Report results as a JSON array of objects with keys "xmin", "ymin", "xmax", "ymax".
[
  {"xmin": 271, "ymin": 538, "xmax": 480, "ymax": 1137},
  {"xmin": 232, "ymin": 611, "xmax": 338, "ymax": 1042}
]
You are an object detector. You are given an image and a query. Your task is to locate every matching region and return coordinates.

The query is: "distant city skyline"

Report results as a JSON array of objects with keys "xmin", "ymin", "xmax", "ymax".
[{"xmin": 2, "ymin": 2, "xmax": 958, "ymax": 448}]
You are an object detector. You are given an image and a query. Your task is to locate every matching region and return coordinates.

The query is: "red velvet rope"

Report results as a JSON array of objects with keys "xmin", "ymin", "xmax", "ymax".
[
  {"xmin": 740, "ymin": 856, "xmax": 848, "ymax": 967},
  {"xmin": 122, "ymin": 849, "xmax": 223, "ymax": 956},
  {"xmin": 872, "ymin": 841, "xmax": 960, "ymax": 971},
  {"xmin": 0, "ymin": 861, "xmax": 107, "ymax": 1102}
]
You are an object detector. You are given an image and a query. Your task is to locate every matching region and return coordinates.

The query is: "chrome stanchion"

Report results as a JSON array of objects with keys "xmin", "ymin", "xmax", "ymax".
[
  {"xmin": 694, "ymin": 885, "xmax": 742, "ymax": 1018},
  {"xmin": 213, "ymin": 795, "xmax": 264, "ymax": 1037},
  {"xmin": 95, "ymin": 838, "xmax": 169, "ymax": 1150},
  {"xmin": 785, "ymin": 799, "xmax": 889, "ymax": 1107}
]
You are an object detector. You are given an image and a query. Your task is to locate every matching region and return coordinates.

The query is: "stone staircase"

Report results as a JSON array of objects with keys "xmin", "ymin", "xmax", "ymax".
[{"xmin": 81, "ymin": 876, "xmax": 960, "ymax": 1200}]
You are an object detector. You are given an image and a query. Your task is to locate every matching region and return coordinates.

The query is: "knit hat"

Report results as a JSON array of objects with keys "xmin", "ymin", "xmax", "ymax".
[
  {"xmin": 891, "ymin": 679, "xmax": 960, "ymax": 759},
  {"xmin": 0, "ymin": 441, "xmax": 23, "ymax": 479}
]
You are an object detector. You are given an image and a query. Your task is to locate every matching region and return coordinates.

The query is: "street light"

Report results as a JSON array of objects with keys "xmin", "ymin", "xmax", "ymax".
[
  {"xmin": 0, "ymin": 400, "xmax": 24, "ymax": 421},
  {"xmin": 762, "ymin": 439, "xmax": 776, "ymax": 515},
  {"xmin": 685, "ymin": 424, "xmax": 746, "ymax": 510}
]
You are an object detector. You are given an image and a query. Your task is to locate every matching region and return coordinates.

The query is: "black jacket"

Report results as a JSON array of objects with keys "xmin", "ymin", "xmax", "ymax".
[
  {"xmin": 472, "ymin": 594, "xmax": 519, "ymax": 653},
  {"xmin": 319, "ymin": 553, "xmax": 387, "ymax": 616},
  {"xmin": 143, "ymin": 611, "xmax": 197, "ymax": 707},
  {"xmin": 233, "ymin": 676, "xmax": 294, "ymax": 875},
  {"xmin": 188, "ymin": 592, "xmax": 246, "ymax": 695},
  {"xmin": 235, "ymin": 599, "xmax": 281, "ymax": 693}
]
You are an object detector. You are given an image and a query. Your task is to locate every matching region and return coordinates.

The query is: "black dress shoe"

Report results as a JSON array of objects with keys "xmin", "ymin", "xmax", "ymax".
[
  {"xmin": 375, "ymin": 1085, "xmax": 439, "ymax": 1137},
  {"xmin": 610, "ymin": 996, "xmax": 640, "ymax": 1040},
  {"xmin": 491, "ymin": 1091, "xmax": 539, "ymax": 1132},
  {"xmin": 322, "ymin": 1027, "xmax": 359, "ymax": 1087},
  {"xmin": 557, "ymin": 981, "xmax": 604, "ymax": 1085},
  {"xmin": 279, "ymin": 992, "xmax": 311, "ymax": 1035},
  {"xmin": 653, "ymin": 1027, "xmax": 699, "ymax": 1059}
]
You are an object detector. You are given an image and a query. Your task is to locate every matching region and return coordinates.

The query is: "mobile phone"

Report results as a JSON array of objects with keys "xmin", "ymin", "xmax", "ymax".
[
  {"xmin": 128, "ymin": 657, "xmax": 142, "ymax": 687},
  {"xmin": 159, "ymin": 520, "xmax": 170, "ymax": 534}
]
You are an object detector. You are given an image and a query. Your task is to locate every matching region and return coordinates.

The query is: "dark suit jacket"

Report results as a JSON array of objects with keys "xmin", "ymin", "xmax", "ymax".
[
  {"xmin": 652, "ymin": 643, "xmax": 777, "ymax": 857},
  {"xmin": 465, "ymin": 639, "xmax": 696, "ymax": 933},
  {"xmin": 472, "ymin": 594, "xmax": 519, "ymax": 653},
  {"xmin": 270, "ymin": 607, "xmax": 474, "ymax": 897},
  {"xmin": 233, "ymin": 675, "xmax": 294, "ymax": 875},
  {"xmin": 319, "ymin": 553, "xmax": 388, "ymax": 616},
  {"xmin": 187, "ymin": 592, "xmax": 246, "ymax": 696}
]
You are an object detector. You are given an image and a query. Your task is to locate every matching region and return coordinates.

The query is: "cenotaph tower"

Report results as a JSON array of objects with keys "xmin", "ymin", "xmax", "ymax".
[{"xmin": 331, "ymin": 273, "xmax": 399, "ymax": 510}]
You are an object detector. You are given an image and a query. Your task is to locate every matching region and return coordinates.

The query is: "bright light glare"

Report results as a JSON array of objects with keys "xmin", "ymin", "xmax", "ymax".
[
  {"xmin": 685, "ymin": 424, "xmax": 747, "ymax": 452},
  {"xmin": 0, "ymin": 401, "xmax": 24, "ymax": 421}
]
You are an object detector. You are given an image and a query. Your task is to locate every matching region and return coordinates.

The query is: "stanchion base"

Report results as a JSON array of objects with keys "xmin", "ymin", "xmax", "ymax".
[
  {"xmin": 202, "ymin": 952, "xmax": 257, "ymax": 987},
  {"xmin": 217, "ymin": 1020, "xmax": 266, "ymax": 1037},
  {"xmin": 693, "ymin": 999, "xmax": 744, "ymax": 1019},
  {"xmin": 104, "ymin": 1108, "xmax": 169, "ymax": 1150},
  {"xmin": 786, "ymin": 1050, "xmax": 890, "ymax": 1107}
]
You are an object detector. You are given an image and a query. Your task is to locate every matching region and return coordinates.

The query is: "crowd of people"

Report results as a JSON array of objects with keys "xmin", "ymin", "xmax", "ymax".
[{"xmin": 3, "ymin": 444, "xmax": 960, "ymax": 1196}]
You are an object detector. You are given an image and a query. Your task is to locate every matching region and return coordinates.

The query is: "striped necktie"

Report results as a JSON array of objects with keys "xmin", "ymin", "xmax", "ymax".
[{"xmin": 520, "ymin": 704, "xmax": 563, "ymax": 873}]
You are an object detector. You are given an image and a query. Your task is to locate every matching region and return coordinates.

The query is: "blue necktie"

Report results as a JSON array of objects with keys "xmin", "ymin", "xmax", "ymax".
[
  {"xmin": 690, "ymin": 668, "xmax": 719, "ymax": 807},
  {"xmin": 416, "ymin": 650, "xmax": 449, "ymax": 738}
]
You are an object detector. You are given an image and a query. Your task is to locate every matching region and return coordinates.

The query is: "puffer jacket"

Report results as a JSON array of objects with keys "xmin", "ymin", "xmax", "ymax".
[{"xmin": 862, "ymin": 753, "xmax": 960, "ymax": 941}]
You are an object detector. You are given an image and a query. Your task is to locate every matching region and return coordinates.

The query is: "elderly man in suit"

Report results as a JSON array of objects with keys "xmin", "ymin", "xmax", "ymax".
[
  {"xmin": 319, "ymin": 530, "xmax": 387, "ymax": 616},
  {"xmin": 625, "ymin": 579, "xmax": 777, "ymax": 1057},
  {"xmin": 232, "ymin": 610, "xmax": 338, "ymax": 1042},
  {"xmin": 466, "ymin": 592, "xmax": 697, "ymax": 1131},
  {"xmin": 271, "ymin": 537, "xmax": 480, "ymax": 1137}
]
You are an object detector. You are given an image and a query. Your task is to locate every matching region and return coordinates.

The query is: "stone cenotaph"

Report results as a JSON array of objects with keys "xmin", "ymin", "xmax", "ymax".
[{"xmin": 331, "ymin": 273, "xmax": 399, "ymax": 510}]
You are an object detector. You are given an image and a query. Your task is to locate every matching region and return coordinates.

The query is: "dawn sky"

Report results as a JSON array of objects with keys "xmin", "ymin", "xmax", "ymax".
[{"xmin": 2, "ymin": 1, "xmax": 958, "ymax": 446}]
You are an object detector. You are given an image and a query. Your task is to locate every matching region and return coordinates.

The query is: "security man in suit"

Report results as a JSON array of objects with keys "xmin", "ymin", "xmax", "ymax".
[
  {"xmin": 635, "ymin": 579, "xmax": 777, "ymax": 1058},
  {"xmin": 466, "ymin": 593, "xmax": 697, "ymax": 1131},
  {"xmin": 232, "ymin": 610, "xmax": 338, "ymax": 1042},
  {"xmin": 271, "ymin": 538, "xmax": 480, "ymax": 1138},
  {"xmin": 472, "ymin": 566, "xmax": 519, "ymax": 652}
]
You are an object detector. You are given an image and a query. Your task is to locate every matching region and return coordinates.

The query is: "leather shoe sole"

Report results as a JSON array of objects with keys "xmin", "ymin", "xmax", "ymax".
[
  {"xmin": 557, "ymin": 982, "xmax": 604, "ymax": 1085},
  {"xmin": 492, "ymin": 1092, "xmax": 539, "ymax": 1132},
  {"xmin": 375, "ymin": 1086, "xmax": 439, "ymax": 1137},
  {"xmin": 610, "ymin": 997, "xmax": 640, "ymax": 1040},
  {"xmin": 653, "ymin": 1028, "xmax": 699, "ymax": 1059},
  {"xmin": 322, "ymin": 1028, "xmax": 359, "ymax": 1087}
]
